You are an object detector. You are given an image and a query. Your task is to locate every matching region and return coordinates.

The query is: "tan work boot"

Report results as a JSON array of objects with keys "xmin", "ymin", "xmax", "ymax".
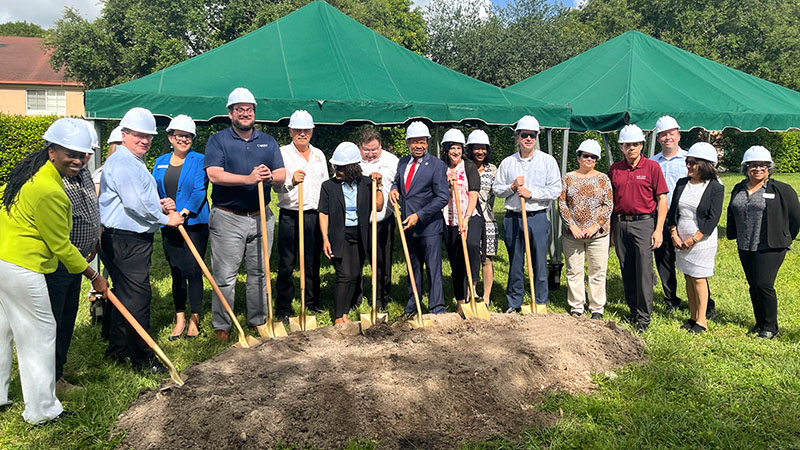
[{"xmin": 55, "ymin": 378, "xmax": 85, "ymax": 397}]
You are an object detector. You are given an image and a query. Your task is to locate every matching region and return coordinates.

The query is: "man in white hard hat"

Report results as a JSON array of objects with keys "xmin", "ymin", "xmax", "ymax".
[
  {"xmin": 274, "ymin": 110, "xmax": 328, "ymax": 320},
  {"xmin": 651, "ymin": 116, "xmax": 716, "ymax": 317},
  {"xmin": 609, "ymin": 124, "xmax": 668, "ymax": 332},
  {"xmin": 389, "ymin": 121, "xmax": 449, "ymax": 316},
  {"xmin": 358, "ymin": 127, "xmax": 399, "ymax": 309},
  {"xmin": 492, "ymin": 115, "xmax": 561, "ymax": 313},
  {"xmin": 204, "ymin": 88, "xmax": 286, "ymax": 342},
  {"xmin": 99, "ymin": 107, "xmax": 184, "ymax": 373}
]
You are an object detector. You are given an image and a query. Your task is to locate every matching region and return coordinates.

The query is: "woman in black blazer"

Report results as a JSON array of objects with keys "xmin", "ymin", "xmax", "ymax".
[
  {"xmin": 666, "ymin": 143, "xmax": 724, "ymax": 334},
  {"xmin": 319, "ymin": 143, "xmax": 384, "ymax": 324},
  {"xmin": 727, "ymin": 146, "xmax": 800, "ymax": 339}
]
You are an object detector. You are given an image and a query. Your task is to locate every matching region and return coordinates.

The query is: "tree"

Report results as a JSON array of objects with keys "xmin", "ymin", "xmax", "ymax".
[
  {"xmin": 0, "ymin": 21, "xmax": 46, "ymax": 37},
  {"xmin": 45, "ymin": 0, "xmax": 427, "ymax": 90}
]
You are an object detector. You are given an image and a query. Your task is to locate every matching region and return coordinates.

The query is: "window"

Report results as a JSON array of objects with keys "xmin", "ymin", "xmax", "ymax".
[{"xmin": 26, "ymin": 89, "xmax": 66, "ymax": 115}]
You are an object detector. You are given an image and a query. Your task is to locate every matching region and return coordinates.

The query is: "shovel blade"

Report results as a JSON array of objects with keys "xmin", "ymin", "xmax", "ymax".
[
  {"xmin": 289, "ymin": 315, "xmax": 317, "ymax": 332},
  {"xmin": 520, "ymin": 304, "xmax": 534, "ymax": 315},
  {"xmin": 409, "ymin": 317, "xmax": 433, "ymax": 329},
  {"xmin": 359, "ymin": 313, "xmax": 388, "ymax": 334},
  {"xmin": 473, "ymin": 301, "xmax": 491, "ymax": 319},
  {"xmin": 169, "ymin": 369, "xmax": 185, "ymax": 386},
  {"xmin": 256, "ymin": 321, "xmax": 288, "ymax": 339},
  {"xmin": 535, "ymin": 303, "xmax": 548, "ymax": 314},
  {"xmin": 459, "ymin": 302, "xmax": 475, "ymax": 319}
]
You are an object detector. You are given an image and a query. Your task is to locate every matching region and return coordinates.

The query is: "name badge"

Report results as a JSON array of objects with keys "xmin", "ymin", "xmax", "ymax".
[
  {"xmin": 157, "ymin": 165, "xmax": 168, "ymax": 169},
  {"xmin": 763, "ymin": 193, "xmax": 776, "ymax": 199}
]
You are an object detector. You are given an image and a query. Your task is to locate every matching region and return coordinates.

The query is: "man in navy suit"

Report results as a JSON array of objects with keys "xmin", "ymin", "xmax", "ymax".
[{"xmin": 389, "ymin": 121, "xmax": 450, "ymax": 315}]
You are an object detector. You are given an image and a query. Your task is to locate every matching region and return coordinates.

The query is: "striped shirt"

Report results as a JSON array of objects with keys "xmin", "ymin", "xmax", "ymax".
[{"xmin": 62, "ymin": 168, "xmax": 101, "ymax": 256}]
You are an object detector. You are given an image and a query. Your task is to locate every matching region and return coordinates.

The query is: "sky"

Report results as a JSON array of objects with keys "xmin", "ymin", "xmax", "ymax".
[{"xmin": 0, "ymin": 0, "xmax": 577, "ymax": 29}]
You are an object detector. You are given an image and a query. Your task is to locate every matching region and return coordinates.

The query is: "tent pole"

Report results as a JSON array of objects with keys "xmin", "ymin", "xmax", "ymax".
[
  {"xmin": 603, "ymin": 134, "xmax": 614, "ymax": 165},
  {"xmin": 546, "ymin": 129, "xmax": 553, "ymax": 155},
  {"xmin": 648, "ymin": 130, "xmax": 657, "ymax": 157}
]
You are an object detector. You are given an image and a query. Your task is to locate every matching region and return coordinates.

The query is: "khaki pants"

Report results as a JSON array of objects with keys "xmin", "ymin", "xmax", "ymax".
[{"xmin": 562, "ymin": 234, "xmax": 610, "ymax": 314}]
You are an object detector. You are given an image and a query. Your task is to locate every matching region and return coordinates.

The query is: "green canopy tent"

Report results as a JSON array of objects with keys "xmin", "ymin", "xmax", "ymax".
[{"xmin": 84, "ymin": 1, "xmax": 569, "ymax": 128}]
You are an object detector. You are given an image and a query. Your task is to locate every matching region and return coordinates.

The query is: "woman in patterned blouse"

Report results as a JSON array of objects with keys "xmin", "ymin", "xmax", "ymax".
[
  {"xmin": 558, "ymin": 139, "xmax": 613, "ymax": 319},
  {"xmin": 466, "ymin": 130, "xmax": 498, "ymax": 304}
]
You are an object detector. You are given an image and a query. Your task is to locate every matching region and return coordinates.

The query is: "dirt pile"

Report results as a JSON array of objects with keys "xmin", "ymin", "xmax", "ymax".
[{"xmin": 117, "ymin": 313, "xmax": 646, "ymax": 449}]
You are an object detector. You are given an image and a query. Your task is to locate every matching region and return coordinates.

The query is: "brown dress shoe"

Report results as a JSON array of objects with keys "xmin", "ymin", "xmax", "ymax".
[{"xmin": 214, "ymin": 329, "xmax": 230, "ymax": 342}]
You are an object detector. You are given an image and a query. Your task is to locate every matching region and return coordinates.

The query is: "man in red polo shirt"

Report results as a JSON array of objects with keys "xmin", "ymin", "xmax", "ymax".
[{"xmin": 609, "ymin": 124, "xmax": 668, "ymax": 332}]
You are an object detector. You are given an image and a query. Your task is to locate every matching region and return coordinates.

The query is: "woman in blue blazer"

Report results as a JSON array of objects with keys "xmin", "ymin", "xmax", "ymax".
[{"xmin": 152, "ymin": 115, "xmax": 210, "ymax": 340}]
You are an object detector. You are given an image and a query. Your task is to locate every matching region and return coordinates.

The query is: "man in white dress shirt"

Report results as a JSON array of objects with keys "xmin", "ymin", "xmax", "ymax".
[
  {"xmin": 492, "ymin": 115, "xmax": 562, "ymax": 313},
  {"xmin": 274, "ymin": 110, "xmax": 329, "ymax": 319},
  {"xmin": 358, "ymin": 127, "xmax": 399, "ymax": 310}
]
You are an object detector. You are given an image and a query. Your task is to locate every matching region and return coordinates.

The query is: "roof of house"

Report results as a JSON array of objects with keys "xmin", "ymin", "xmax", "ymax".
[{"xmin": 0, "ymin": 36, "xmax": 82, "ymax": 86}]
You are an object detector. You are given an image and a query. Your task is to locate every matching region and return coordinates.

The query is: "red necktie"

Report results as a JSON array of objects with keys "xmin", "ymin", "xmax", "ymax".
[{"xmin": 404, "ymin": 158, "xmax": 417, "ymax": 192}]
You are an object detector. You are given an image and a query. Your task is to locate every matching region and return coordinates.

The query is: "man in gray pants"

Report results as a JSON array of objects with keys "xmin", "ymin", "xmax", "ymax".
[{"xmin": 204, "ymin": 88, "xmax": 286, "ymax": 342}]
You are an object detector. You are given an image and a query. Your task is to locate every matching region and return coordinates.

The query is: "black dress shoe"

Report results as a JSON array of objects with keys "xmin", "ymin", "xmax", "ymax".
[
  {"xmin": 136, "ymin": 359, "xmax": 168, "ymax": 375},
  {"xmin": 621, "ymin": 314, "xmax": 637, "ymax": 325},
  {"xmin": 33, "ymin": 410, "xmax": 76, "ymax": 427},
  {"xmin": 504, "ymin": 307, "xmax": 521, "ymax": 314},
  {"xmin": 757, "ymin": 330, "xmax": 779, "ymax": 340},
  {"xmin": 688, "ymin": 323, "xmax": 707, "ymax": 334},
  {"xmin": 706, "ymin": 298, "xmax": 717, "ymax": 320},
  {"xmin": 591, "ymin": 313, "xmax": 603, "ymax": 320},
  {"xmin": 570, "ymin": 311, "xmax": 583, "ymax": 318},
  {"xmin": 747, "ymin": 325, "xmax": 761, "ymax": 335},
  {"xmin": 0, "ymin": 401, "xmax": 12, "ymax": 412},
  {"xmin": 635, "ymin": 322, "xmax": 649, "ymax": 333},
  {"xmin": 681, "ymin": 319, "xmax": 696, "ymax": 330}
]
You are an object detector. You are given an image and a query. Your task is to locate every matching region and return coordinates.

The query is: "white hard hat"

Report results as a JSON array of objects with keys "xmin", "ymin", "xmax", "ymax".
[
  {"xmin": 81, "ymin": 120, "xmax": 100, "ymax": 150},
  {"xmin": 107, "ymin": 126, "xmax": 123, "ymax": 144},
  {"xmin": 226, "ymin": 87, "xmax": 256, "ymax": 108},
  {"xmin": 466, "ymin": 129, "xmax": 490, "ymax": 146},
  {"xmin": 654, "ymin": 115, "xmax": 680, "ymax": 133},
  {"xmin": 330, "ymin": 142, "xmax": 362, "ymax": 166},
  {"xmin": 441, "ymin": 128, "xmax": 466, "ymax": 145},
  {"xmin": 288, "ymin": 110, "xmax": 314, "ymax": 129},
  {"xmin": 515, "ymin": 115, "xmax": 540, "ymax": 133},
  {"xmin": 120, "ymin": 107, "xmax": 158, "ymax": 135},
  {"xmin": 577, "ymin": 139, "xmax": 602, "ymax": 157},
  {"xmin": 43, "ymin": 118, "xmax": 94, "ymax": 154},
  {"xmin": 687, "ymin": 142, "xmax": 717, "ymax": 164},
  {"xmin": 166, "ymin": 114, "xmax": 196, "ymax": 136},
  {"xmin": 742, "ymin": 145, "xmax": 773, "ymax": 164},
  {"xmin": 405, "ymin": 121, "xmax": 431, "ymax": 140},
  {"xmin": 618, "ymin": 124, "xmax": 645, "ymax": 143}
]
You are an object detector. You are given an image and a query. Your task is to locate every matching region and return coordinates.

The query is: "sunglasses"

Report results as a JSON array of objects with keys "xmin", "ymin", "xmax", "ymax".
[
  {"xmin": 685, "ymin": 159, "xmax": 698, "ymax": 167},
  {"xmin": 747, "ymin": 162, "xmax": 769, "ymax": 169},
  {"xmin": 578, "ymin": 152, "xmax": 599, "ymax": 160},
  {"xmin": 516, "ymin": 132, "xmax": 538, "ymax": 139}
]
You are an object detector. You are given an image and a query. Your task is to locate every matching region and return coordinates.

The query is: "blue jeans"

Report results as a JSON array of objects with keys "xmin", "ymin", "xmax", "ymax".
[{"xmin": 503, "ymin": 210, "xmax": 550, "ymax": 309}]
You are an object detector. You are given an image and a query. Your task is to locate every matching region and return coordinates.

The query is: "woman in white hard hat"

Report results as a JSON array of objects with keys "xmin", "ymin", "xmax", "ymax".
[
  {"xmin": 558, "ymin": 139, "xmax": 613, "ymax": 320},
  {"xmin": 152, "ymin": 115, "xmax": 209, "ymax": 340},
  {"xmin": 727, "ymin": 146, "xmax": 800, "ymax": 339},
  {"xmin": 0, "ymin": 118, "xmax": 108, "ymax": 424},
  {"xmin": 319, "ymin": 143, "xmax": 384, "ymax": 324},
  {"xmin": 665, "ymin": 143, "xmax": 724, "ymax": 334},
  {"xmin": 440, "ymin": 128, "xmax": 484, "ymax": 309},
  {"xmin": 466, "ymin": 129, "xmax": 497, "ymax": 304}
]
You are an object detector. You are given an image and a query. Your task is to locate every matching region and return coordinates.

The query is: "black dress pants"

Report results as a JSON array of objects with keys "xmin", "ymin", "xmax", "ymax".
[
  {"xmin": 654, "ymin": 227, "xmax": 680, "ymax": 306},
  {"xmin": 101, "ymin": 228, "xmax": 155, "ymax": 368},
  {"xmin": 332, "ymin": 227, "xmax": 365, "ymax": 318},
  {"xmin": 45, "ymin": 263, "xmax": 82, "ymax": 380},
  {"xmin": 738, "ymin": 248, "xmax": 787, "ymax": 333},
  {"xmin": 161, "ymin": 224, "xmax": 209, "ymax": 314},
  {"xmin": 276, "ymin": 209, "xmax": 322, "ymax": 317},
  {"xmin": 443, "ymin": 216, "xmax": 483, "ymax": 301},
  {"xmin": 375, "ymin": 218, "xmax": 395, "ymax": 308},
  {"xmin": 613, "ymin": 218, "xmax": 656, "ymax": 326}
]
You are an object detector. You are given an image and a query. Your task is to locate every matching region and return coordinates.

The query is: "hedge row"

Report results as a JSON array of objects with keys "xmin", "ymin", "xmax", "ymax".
[{"xmin": 2, "ymin": 112, "xmax": 799, "ymax": 186}]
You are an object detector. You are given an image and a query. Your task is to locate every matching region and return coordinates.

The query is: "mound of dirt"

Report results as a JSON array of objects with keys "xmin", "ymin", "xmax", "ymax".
[{"xmin": 117, "ymin": 313, "xmax": 646, "ymax": 449}]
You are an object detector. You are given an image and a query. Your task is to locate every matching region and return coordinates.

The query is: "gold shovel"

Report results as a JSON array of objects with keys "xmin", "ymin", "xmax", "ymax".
[
  {"xmin": 451, "ymin": 180, "xmax": 490, "ymax": 319},
  {"xmin": 106, "ymin": 290, "xmax": 185, "ymax": 385},
  {"xmin": 361, "ymin": 178, "xmax": 388, "ymax": 333},
  {"xmin": 255, "ymin": 181, "xmax": 288, "ymax": 338},
  {"xmin": 289, "ymin": 182, "xmax": 317, "ymax": 332},
  {"xmin": 393, "ymin": 200, "xmax": 432, "ymax": 328},
  {"xmin": 178, "ymin": 225, "xmax": 259, "ymax": 348},
  {"xmin": 518, "ymin": 197, "xmax": 547, "ymax": 315}
]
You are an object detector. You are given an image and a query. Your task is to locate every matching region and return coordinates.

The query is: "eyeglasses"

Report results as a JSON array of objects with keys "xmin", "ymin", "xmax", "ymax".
[
  {"xmin": 747, "ymin": 162, "xmax": 769, "ymax": 169},
  {"xmin": 233, "ymin": 107, "xmax": 254, "ymax": 115},
  {"xmin": 685, "ymin": 159, "xmax": 698, "ymax": 167},
  {"xmin": 516, "ymin": 132, "xmax": 538, "ymax": 139},
  {"xmin": 126, "ymin": 130, "xmax": 153, "ymax": 141},
  {"xmin": 578, "ymin": 152, "xmax": 599, "ymax": 160},
  {"xmin": 170, "ymin": 133, "xmax": 193, "ymax": 142}
]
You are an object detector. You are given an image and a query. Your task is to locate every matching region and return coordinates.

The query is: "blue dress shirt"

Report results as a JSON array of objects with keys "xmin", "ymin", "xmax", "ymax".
[
  {"xmin": 342, "ymin": 181, "xmax": 358, "ymax": 226},
  {"xmin": 651, "ymin": 148, "xmax": 688, "ymax": 204}
]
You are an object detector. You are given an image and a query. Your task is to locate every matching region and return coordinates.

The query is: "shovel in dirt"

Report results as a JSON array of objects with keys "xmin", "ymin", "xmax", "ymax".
[
  {"xmin": 289, "ymin": 182, "xmax": 317, "ymax": 332},
  {"xmin": 451, "ymin": 180, "xmax": 490, "ymax": 320},
  {"xmin": 393, "ymin": 200, "xmax": 432, "ymax": 328},
  {"xmin": 177, "ymin": 225, "xmax": 259, "ymax": 348},
  {"xmin": 105, "ymin": 290, "xmax": 185, "ymax": 385},
  {"xmin": 361, "ymin": 178, "xmax": 388, "ymax": 333},
  {"xmin": 518, "ymin": 197, "xmax": 547, "ymax": 315},
  {"xmin": 255, "ymin": 182, "xmax": 288, "ymax": 339}
]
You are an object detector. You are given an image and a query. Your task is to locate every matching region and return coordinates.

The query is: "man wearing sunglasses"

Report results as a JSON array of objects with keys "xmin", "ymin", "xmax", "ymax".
[
  {"xmin": 204, "ymin": 87, "xmax": 286, "ymax": 342},
  {"xmin": 492, "ymin": 115, "xmax": 562, "ymax": 313}
]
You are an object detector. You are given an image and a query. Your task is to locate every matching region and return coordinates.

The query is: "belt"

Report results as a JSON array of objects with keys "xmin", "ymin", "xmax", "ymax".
[
  {"xmin": 102, "ymin": 227, "xmax": 154, "ymax": 238},
  {"xmin": 279, "ymin": 208, "xmax": 318, "ymax": 216},
  {"xmin": 507, "ymin": 209, "xmax": 546, "ymax": 217},
  {"xmin": 614, "ymin": 213, "xmax": 654, "ymax": 222},
  {"xmin": 214, "ymin": 205, "xmax": 260, "ymax": 217}
]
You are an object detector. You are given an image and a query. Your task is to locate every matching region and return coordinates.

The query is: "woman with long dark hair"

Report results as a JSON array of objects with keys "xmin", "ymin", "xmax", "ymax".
[
  {"xmin": 465, "ymin": 130, "xmax": 497, "ymax": 304},
  {"xmin": 319, "ymin": 143, "xmax": 383, "ymax": 324},
  {"xmin": 0, "ymin": 118, "xmax": 108, "ymax": 424}
]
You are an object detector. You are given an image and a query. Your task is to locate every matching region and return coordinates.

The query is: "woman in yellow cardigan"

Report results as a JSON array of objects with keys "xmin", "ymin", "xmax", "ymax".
[{"xmin": 0, "ymin": 118, "xmax": 108, "ymax": 425}]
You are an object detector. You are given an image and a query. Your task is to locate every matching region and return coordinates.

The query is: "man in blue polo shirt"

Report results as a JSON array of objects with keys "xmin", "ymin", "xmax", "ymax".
[{"xmin": 204, "ymin": 87, "xmax": 286, "ymax": 342}]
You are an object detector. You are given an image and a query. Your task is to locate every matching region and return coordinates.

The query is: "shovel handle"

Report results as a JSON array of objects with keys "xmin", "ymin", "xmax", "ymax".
[
  {"xmin": 106, "ymin": 290, "xmax": 183, "ymax": 385},
  {"xmin": 519, "ymin": 197, "xmax": 537, "ymax": 311},
  {"xmin": 393, "ymin": 201, "xmax": 424, "ymax": 324},
  {"xmin": 298, "ymin": 182, "xmax": 306, "ymax": 325},
  {"xmin": 451, "ymin": 180, "xmax": 477, "ymax": 311},
  {"xmin": 371, "ymin": 178, "xmax": 378, "ymax": 323},
  {"xmin": 257, "ymin": 182, "xmax": 275, "ymax": 322}
]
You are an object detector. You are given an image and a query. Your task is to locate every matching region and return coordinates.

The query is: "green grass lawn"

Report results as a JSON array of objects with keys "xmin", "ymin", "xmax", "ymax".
[{"xmin": 2, "ymin": 173, "xmax": 800, "ymax": 449}]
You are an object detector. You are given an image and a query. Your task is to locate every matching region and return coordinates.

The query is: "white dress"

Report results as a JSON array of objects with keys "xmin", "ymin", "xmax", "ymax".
[{"xmin": 675, "ymin": 180, "xmax": 718, "ymax": 278}]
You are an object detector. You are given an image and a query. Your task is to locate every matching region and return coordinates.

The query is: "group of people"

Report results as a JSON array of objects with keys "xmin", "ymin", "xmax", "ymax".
[{"xmin": 1, "ymin": 85, "xmax": 798, "ymax": 426}]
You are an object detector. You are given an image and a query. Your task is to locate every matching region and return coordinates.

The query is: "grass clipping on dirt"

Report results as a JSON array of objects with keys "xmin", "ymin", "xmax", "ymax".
[{"xmin": 116, "ymin": 313, "xmax": 645, "ymax": 449}]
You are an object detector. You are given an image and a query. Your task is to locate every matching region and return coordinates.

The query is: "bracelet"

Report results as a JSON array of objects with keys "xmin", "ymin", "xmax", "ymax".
[
  {"xmin": 691, "ymin": 236, "xmax": 698, "ymax": 244},
  {"xmin": 89, "ymin": 271, "xmax": 99, "ymax": 282}
]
